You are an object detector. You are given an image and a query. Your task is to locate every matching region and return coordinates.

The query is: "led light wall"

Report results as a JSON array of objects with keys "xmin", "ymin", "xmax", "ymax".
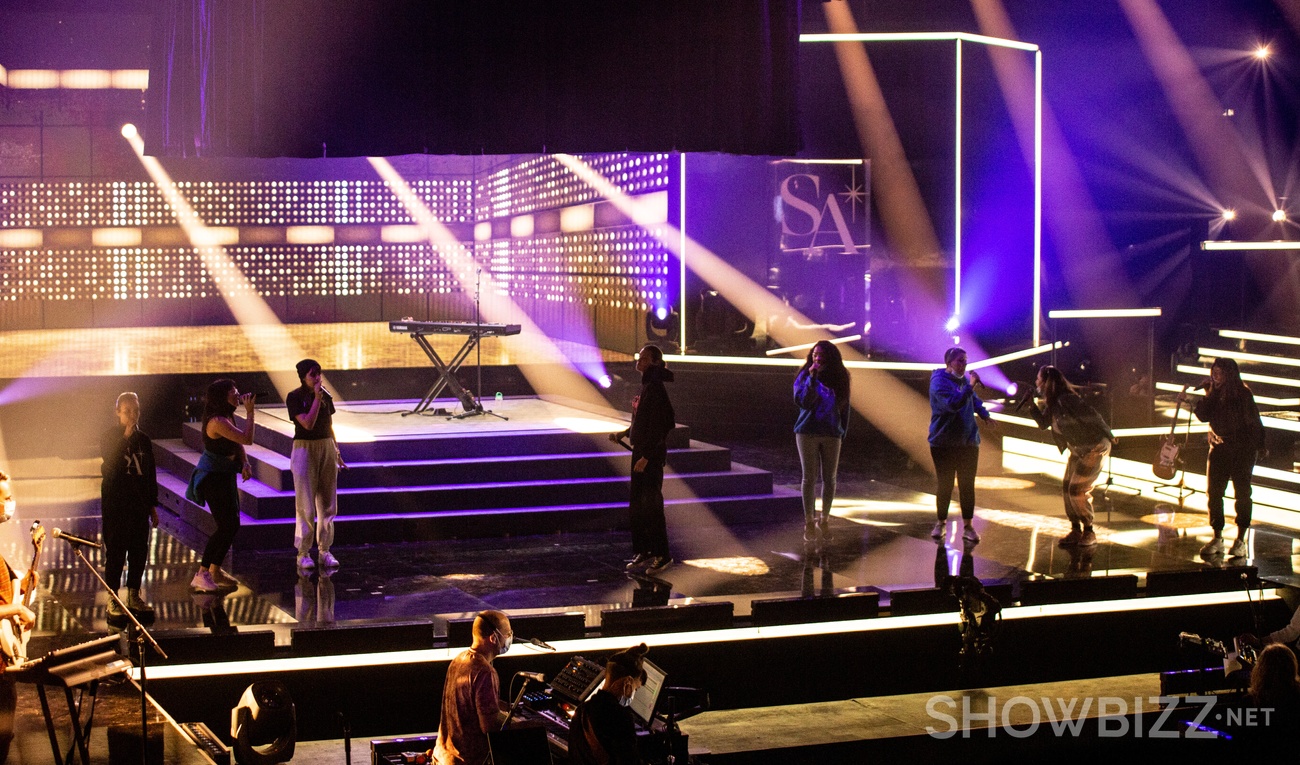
[{"xmin": 0, "ymin": 154, "xmax": 677, "ymax": 353}]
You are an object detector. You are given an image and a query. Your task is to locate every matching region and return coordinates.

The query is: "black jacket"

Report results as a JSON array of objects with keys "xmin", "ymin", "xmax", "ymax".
[
  {"xmin": 100, "ymin": 427, "xmax": 159, "ymax": 511},
  {"xmin": 628, "ymin": 366, "xmax": 675, "ymax": 467}
]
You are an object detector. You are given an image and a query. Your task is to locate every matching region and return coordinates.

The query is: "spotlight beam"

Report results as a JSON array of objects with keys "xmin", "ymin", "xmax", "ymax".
[
  {"xmin": 367, "ymin": 157, "xmax": 610, "ymax": 410},
  {"xmin": 555, "ymin": 153, "xmax": 935, "ymax": 466},
  {"xmin": 123, "ymin": 131, "xmax": 312, "ymax": 398}
]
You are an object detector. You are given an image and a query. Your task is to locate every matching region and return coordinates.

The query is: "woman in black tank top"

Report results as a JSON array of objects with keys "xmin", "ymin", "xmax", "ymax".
[{"xmin": 188, "ymin": 379, "xmax": 256, "ymax": 593}]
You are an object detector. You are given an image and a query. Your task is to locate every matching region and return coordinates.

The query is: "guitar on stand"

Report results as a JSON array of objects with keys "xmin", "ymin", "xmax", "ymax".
[
  {"xmin": 1153, "ymin": 384, "xmax": 1195, "ymax": 505},
  {"xmin": 1, "ymin": 520, "xmax": 45, "ymax": 666}
]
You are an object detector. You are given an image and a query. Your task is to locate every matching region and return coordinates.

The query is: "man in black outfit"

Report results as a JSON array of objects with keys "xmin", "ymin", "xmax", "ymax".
[
  {"xmin": 568, "ymin": 643, "xmax": 649, "ymax": 765},
  {"xmin": 612, "ymin": 345, "xmax": 675, "ymax": 575},
  {"xmin": 100, "ymin": 392, "xmax": 159, "ymax": 617}
]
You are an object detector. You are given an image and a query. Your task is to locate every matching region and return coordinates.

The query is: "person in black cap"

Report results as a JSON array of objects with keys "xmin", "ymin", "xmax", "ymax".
[
  {"xmin": 568, "ymin": 643, "xmax": 650, "ymax": 765},
  {"xmin": 287, "ymin": 359, "xmax": 346, "ymax": 570}
]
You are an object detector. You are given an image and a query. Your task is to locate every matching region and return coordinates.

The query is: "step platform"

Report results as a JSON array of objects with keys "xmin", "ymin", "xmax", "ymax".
[{"xmin": 155, "ymin": 396, "xmax": 801, "ymax": 550}]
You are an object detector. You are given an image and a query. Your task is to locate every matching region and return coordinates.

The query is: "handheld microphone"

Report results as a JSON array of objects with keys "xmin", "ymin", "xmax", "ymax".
[
  {"xmin": 526, "ymin": 636, "xmax": 556, "ymax": 651},
  {"xmin": 52, "ymin": 528, "xmax": 101, "ymax": 549},
  {"xmin": 1193, "ymin": 377, "xmax": 1212, "ymax": 391},
  {"xmin": 517, "ymin": 671, "xmax": 547, "ymax": 683}
]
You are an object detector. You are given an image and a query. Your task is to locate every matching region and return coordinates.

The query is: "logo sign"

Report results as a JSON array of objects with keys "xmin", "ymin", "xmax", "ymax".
[{"xmin": 777, "ymin": 162, "xmax": 870, "ymax": 257}]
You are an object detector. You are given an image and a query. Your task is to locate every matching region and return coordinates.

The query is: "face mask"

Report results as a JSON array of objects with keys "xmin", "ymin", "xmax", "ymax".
[
  {"xmin": 496, "ymin": 630, "xmax": 512, "ymax": 654},
  {"xmin": 0, "ymin": 498, "xmax": 13, "ymax": 524},
  {"xmin": 619, "ymin": 693, "xmax": 634, "ymax": 708}
]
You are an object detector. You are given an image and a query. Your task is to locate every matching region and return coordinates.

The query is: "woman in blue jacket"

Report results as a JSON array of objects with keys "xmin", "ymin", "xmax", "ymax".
[
  {"xmin": 794, "ymin": 341, "xmax": 851, "ymax": 543},
  {"xmin": 928, "ymin": 347, "xmax": 990, "ymax": 544}
]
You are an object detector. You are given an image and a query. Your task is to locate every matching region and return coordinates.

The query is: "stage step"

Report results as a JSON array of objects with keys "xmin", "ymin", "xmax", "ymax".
[
  {"xmin": 156, "ymin": 438, "xmax": 735, "ymax": 492},
  {"xmin": 156, "ymin": 473, "xmax": 801, "ymax": 549},
  {"xmin": 154, "ymin": 399, "xmax": 798, "ymax": 551},
  {"xmin": 178, "ymin": 420, "xmax": 692, "ymax": 462}
]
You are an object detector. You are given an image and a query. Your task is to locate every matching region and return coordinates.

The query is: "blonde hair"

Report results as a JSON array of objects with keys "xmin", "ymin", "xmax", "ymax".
[{"xmin": 115, "ymin": 392, "xmax": 140, "ymax": 410}]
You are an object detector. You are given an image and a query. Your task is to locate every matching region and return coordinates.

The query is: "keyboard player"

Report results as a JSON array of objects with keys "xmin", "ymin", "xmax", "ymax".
[{"xmin": 568, "ymin": 643, "xmax": 650, "ymax": 765}]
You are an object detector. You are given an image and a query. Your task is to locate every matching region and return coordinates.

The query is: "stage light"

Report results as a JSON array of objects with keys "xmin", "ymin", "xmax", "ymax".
[
  {"xmin": 231, "ymin": 681, "xmax": 296, "ymax": 765},
  {"xmin": 598, "ymin": 374, "xmax": 612, "ymax": 389},
  {"xmin": 944, "ymin": 315, "xmax": 961, "ymax": 332},
  {"xmin": 1005, "ymin": 382, "xmax": 1018, "ymax": 397},
  {"xmin": 120, "ymin": 123, "xmax": 137, "ymax": 139},
  {"xmin": 655, "ymin": 306, "xmax": 669, "ymax": 322},
  {"xmin": 1254, "ymin": 44, "xmax": 1271, "ymax": 60},
  {"xmin": 1273, "ymin": 209, "xmax": 1288, "ymax": 223},
  {"xmin": 1221, "ymin": 209, "xmax": 1236, "ymax": 221}
]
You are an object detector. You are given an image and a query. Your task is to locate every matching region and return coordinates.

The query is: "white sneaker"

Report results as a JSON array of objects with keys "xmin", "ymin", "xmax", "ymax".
[
  {"xmin": 190, "ymin": 569, "xmax": 218, "ymax": 593},
  {"xmin": 1228, "ymin": 537, "xmax": 1248, "ymax": 558},
  {"xmin": 319, "ymin": 551, "xmax": 339, "ymax": 568},
  {"xmin": 298, "ymin": 553, "xmax": 315, "ymax": 570},
  {"xmin": 931, "ymin": 521, "xmax": 946, "ymax": 539},
  {"xmin": 1199, "ymin": 537, "xmax": 1224, "ymax": 557}
]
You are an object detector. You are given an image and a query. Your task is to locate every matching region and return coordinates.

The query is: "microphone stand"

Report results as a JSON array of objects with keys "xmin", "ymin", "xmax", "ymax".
[
  {"xmin": 62, "ymin": 538, "xmax": 168, "ymax": 765},
  {"xmin": 451, "ymin": 266, "xmax": 508, "ymax": 422},
  {"xmin": 500, "ymin": 674, "xmax": 539, "ymax": 731}
]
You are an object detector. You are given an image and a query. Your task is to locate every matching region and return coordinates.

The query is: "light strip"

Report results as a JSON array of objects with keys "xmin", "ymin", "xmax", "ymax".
[
  {"xmin": 954, "ymin": 37, "xmax": 963, "ymax": 324},
  {"xmin": 680, "ymin": 341, "xmax": 1058, "ymax": 370},
  {"xmin": 771, "ymin": 159, "xmax": 865, "ymax": 165},
  {"xmin": 137, "ymin": 589, "xmax": 1263, "ymax": 681},
  {"xmin": 1, "ymin": 68, "xmax": 149, "ymax": 90},
  {"xmin": 1156, "ymin": 380, "xmax": 1300, "ymax": 406},
  {"xmin": 1201, "ymin": 240, "xmax": 1300, "ymax": 251},
  {"xmin": 765, "ymin": 334, "xmax": 862, "ymax": 357},
  {"xmin": 1047, "ymin": 308, "xmax": 1162, "ymax": 318},
  {"xmin": 0, "ymin": 229, "xmax": 42, "ymax": 248},
  {"xmin": 1033, "ymin": 49, "xmax": 1043, "ymax": 346},
  {"xmin": 1176, "ymin": 364, "xmax": 1300, "ymax": 390},
  {"xmin": 968, "ymin": 341, "xmax": 1059, "ymax": 367},
  {"xmin": 1218, "ymin": 328, "xmax": 1300, "ymax": 346},
  {"xmin": 1002, "ymin": 436, "xmax": 1300, "ymax": 528},
  {"xmin": 679, "ymin": 153, "xmax": 688, "ymax": 351},
  {"xmin": 1198, "ymin": 346, "xmax": 1300, "ymax": 368},
  {"xmin": 799, "ymin": 32, "xmax": 1039, "ymax": 53}
]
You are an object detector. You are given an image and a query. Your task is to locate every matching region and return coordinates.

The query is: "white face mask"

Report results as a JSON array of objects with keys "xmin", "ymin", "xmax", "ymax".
[
  {"xmin": 618, "ymin": 692, "xmax": 634, "ymax": 708},
  {"xmin": 0, "ymin": 498, "xmax": 13, "ymax": 524},
  {"xmin": 496, "ymin": 629, "xmax": 512, "ymax": 654}
]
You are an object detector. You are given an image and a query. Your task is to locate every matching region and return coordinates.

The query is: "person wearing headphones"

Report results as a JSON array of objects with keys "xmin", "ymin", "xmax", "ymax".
[{"xmin": 569, "ymin": 643, "xmax": 651, "ymax": 765}]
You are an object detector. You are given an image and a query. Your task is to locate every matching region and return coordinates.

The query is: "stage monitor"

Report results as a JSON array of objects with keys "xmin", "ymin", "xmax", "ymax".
[{"xmin": 629, "ymin": 658, "xmax": 667, "ymax": 728}]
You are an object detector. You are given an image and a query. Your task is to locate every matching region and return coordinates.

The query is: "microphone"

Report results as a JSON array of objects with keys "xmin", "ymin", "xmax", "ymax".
[
  {"xmin": 52, "ymin": 528, "xmax": 101, "ymax": 549},
  {"xmin": 526, "ymin": 636, "xmax": 556, "ymax": 651},
  {"xmin": 517, "ymin": 671, "xmax": 547, "ymax": 683},
  {"xmin": 1193, "ymin": 377, "xmax": 1212, "ymax": 391}
]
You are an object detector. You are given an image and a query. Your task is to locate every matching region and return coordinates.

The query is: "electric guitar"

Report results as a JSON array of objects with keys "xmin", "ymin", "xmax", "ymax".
[
  {"xmin": 1, "ymin": 521, "xmax": 45, "ymax": 666},
  {"xmin": 1153, "ymin": 385, "xmax": 1189, "ymax": 480}
]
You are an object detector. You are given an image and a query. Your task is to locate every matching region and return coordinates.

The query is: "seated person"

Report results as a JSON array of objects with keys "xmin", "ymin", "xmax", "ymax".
[{"xmin": 568, "ymin": 643, "xmax": 649, "ymax": 765}]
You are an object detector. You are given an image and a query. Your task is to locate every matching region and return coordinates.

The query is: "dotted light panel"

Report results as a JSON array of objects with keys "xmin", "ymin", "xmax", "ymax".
[{"xmin": 0, "ymin": 155, "xmax": 677, "ymax": 350}]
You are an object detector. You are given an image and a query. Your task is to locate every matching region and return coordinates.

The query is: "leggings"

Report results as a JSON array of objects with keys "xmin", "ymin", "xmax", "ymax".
[
  {"xmin": 199, "ymin": 472, "xmax": 241, "ymax": 567},
  {"xmin": 796, "ymin": 433, "xmax": 842, "ymax": 525},
  {"xmin": 930, "ymin": 445, "xmax": 980, "ymax": 521}
]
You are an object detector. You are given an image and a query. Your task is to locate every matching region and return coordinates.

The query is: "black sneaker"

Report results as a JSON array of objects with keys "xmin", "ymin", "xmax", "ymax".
[
  {"xmin": 645, "ymin": 556, "xmax": 673, "ymax": 574},
  {"xmin": 625, "ymin": 553, "xmax": 652, "ymax": 571}
]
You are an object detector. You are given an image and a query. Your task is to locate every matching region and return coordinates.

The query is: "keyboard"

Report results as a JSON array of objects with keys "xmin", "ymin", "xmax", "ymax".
[{"xmin": 388, "ymin": 320, "xmax": 521, "ymax": 336}]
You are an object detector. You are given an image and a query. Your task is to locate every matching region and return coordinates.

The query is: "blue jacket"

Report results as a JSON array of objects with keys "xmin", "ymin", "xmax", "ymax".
[
  {"xmin": 928, "ymin": 369, "xmax": 989, "ymax": 447},
  {"xmin": 793, "ymin": 370, "xmax": 849, "ymax": 438}
]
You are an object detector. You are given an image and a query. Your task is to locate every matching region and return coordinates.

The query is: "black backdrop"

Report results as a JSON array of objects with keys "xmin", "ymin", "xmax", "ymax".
[{"xmin": 145, "ymin": 0, "xmax": 802, "ymax": 158}]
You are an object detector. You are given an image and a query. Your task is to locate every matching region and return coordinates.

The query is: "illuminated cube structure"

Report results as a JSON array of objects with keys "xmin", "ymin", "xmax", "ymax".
[{"xmin": 794, "ymin": 32, "xmax": 1043, "ymax": 361}]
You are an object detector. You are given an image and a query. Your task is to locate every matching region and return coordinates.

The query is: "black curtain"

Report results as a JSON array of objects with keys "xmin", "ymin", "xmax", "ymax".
[{"xmin": 145, "ymin": 0, "xmax": 802, "ymax": 158}]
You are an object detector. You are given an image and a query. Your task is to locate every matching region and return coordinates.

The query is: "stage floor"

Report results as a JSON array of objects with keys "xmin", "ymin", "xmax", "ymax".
[{"xmin": 13, "ymin": 432, "xmax": 1299, "ymax": 650}]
